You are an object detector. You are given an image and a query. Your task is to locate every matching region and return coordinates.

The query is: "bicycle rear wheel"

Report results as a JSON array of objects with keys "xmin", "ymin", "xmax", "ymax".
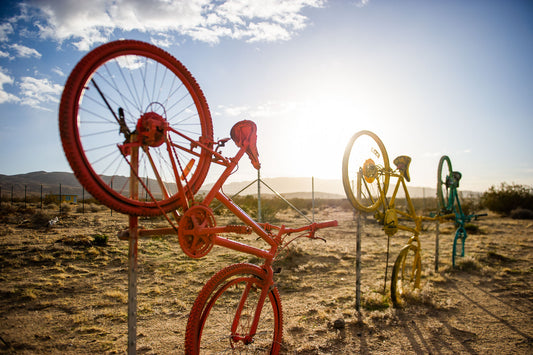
[
  {"xmin": 342, "ymin": 130, "xmax": 390, "ymax": 212},
  {"xmin": 391, "ymin": 243, "xmax": 421, "ymax": 308},
  {"xmin": 59, "ymin": 40, "xmax": 213, "ymax": 216},
  {"xmin": 437, "ymin": 155, "xmax": 453, "ymax": 214},
  {"xmin": 185, "ymin": 263, "xmax": 283, "ymax": 354}
]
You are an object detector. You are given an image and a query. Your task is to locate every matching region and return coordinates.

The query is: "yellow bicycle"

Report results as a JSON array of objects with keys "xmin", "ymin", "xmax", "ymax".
[{"xmin": 342, "ymin": 130, "xmax": 442, "ymax": 307}]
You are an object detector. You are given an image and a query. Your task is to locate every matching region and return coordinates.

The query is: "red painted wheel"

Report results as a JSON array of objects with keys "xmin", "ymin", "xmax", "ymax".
[
  {"xmin": 59, "ymin": 40, "xmax": 213, "ymax": 216},
  {"xmin": 185, "ymin": 263, "xmax": 283, "ymax": 354}
]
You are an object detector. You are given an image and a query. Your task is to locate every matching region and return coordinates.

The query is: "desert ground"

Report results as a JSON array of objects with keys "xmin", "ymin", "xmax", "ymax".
[{"xmin": 0, "ymin": 202, "xmax": 532, "ymax": 354}]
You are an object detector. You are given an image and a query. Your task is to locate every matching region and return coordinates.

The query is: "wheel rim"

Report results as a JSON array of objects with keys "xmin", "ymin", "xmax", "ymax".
[
  {"xmin": 437, "ymin": 156, "xmax": 453, "ymax": 214},
  {"xmin": 342, "ymin": 130, "xmax": 390, "ymax": 212},
  {"xmin": 392, "ymin": 245, "xmax": 421, "ymax": 307}
]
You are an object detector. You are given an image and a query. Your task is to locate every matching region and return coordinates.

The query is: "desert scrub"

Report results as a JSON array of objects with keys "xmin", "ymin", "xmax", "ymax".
[
  {"xmin": 30, "ymin": 210, "xmax": 54, "ymax": 228},
  {"xmin": 60, "ymin": 202, "xmax": 72, "ymax": 214},
  {"xmin": 510, "ymin": 207, "xmax": 533, "ymax": 220},
  {"xmin": 362, "ymin": 291, "xmax": 390, "ymax": 311},
  {"xmin": 92, "ymin": 233, "xmax": 109, "ymax": 246},
  {"xmin": 481, "ymin": 182, "xmax": 533, "ymax": 215}
]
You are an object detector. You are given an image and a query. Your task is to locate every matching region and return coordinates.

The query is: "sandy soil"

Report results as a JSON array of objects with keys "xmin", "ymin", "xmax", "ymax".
[{"xmin": 0, "ymin": 204, "xmax": 532, "ymax": 354}]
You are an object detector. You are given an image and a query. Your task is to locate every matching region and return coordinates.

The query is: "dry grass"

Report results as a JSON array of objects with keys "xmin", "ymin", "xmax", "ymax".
[{"xmin": 0, "ymin": 204, "xmax": 532, "ymax": 354}]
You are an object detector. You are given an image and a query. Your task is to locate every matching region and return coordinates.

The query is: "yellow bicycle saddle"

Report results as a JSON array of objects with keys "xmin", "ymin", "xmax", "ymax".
[{"xmin": 393, "ymin": 155, "xmax": 412, "ymax": 182}]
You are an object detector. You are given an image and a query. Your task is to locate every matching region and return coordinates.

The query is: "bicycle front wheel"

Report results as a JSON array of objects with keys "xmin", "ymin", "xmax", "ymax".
[
  {"xmin": 342, "ymin": 130, "xmax": 390, "ymax": 212},
  {"xmin": 59, "ymin": 40, "xmax": 213, "ymax": 216},
  {"xmin": 391, "ymin": 243, "xmax": 421, "ymax": 308},
  {"xmin": 185, "ymin": 263, "xmax": 283, "ymax": 354},
  {"xmin": 437, "ymin": 155, "xmax": 453, "ymax": 214}
]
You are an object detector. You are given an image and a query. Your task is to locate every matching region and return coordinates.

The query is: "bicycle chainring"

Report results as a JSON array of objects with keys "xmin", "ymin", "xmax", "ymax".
[{"xmin": 178, "ymin": 205, "xmax": 216, "ymax": 258}]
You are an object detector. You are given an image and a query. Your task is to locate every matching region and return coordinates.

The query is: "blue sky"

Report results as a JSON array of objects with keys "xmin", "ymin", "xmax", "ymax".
[{"xmin": 0, "ymin": 0, "xmax": 532, "ymax": 192}]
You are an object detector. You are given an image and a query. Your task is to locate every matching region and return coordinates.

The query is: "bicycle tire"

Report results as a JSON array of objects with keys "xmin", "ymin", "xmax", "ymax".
[
  {"xmin": 391, "ymin": 243, "xmax": 421, "ymax": 308},
  {"xmin": 59, "ymin": 40, "xmax": 213, "ymax": 216},
  {"xmin": 185, "ymin": 263, "xmax": 283, "ymax": 354},
  {"xmin": 437, "ymin": 155, "xmax": 453, "ymax": 214},
  {"xmin": 342, "ymin": 130, "xmax": 390, "ymax": 212},
  {"xmin": 452, "ymin": 226, "xmax": 467, "ymax": 267}
]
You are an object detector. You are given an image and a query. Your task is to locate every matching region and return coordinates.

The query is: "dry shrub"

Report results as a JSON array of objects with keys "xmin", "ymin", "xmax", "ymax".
[
  {"xmin": 510, "ymin": 207, "xmax": 533, "ymax": 220},
  {"xmin": 454, "ymin": 255, "xmax": 482, "ymax": 271},
  {"xmin": 60, "ymin": 202, "xmax": 72, "ymax": 214},
  {"xmin": 362, "ymin": 290, "xmax": 389, "ymax": 311},
  {"xmin": 481, "ymin": 183, "xmax": 533, "ymax": 215},
  {"xmin": 31, "ymin": 210, "xmax": 54, "ymax": 229}
]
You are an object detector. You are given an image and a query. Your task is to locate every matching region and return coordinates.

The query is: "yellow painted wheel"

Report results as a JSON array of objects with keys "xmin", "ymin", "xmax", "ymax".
[
  {"xmin": 391, "ymin": 243, "xmax": 421, "ymax": 308},
  {"xmin": 342, "ymin": 130, "xmax": 390, "ymax": 212}
]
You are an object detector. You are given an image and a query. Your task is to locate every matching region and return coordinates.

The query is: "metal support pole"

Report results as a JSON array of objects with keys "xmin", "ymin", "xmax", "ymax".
[
  {"xmin": 355, "ymin": 172, "xmax": 362, "ymax": 312},
  {"xmin": 312, "ymin": 176, "xmax": 315, "ymax": 223},
  {"xmin": 435, "ymin": 220, "xmax": 440, "ymax": 272},
  {"xmin": 435, "ymin": 191, "xmax": 440, "ymax": 272},
  {"xmin": 257, "ymin": 169, "xmax": 262, "ymax": 223},
  {"xmin": 128, "ymin": 142, "xmax": 139, "ymax": 355}
]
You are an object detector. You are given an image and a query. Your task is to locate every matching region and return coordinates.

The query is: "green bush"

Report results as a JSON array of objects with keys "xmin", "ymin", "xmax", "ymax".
[
  {"xmin": 481, "ymin": 183, "xmax": 533, "ymax": 215},
  {"xmin": 92, "ymin": 234, "xmax": 109, "ymax": 246}
]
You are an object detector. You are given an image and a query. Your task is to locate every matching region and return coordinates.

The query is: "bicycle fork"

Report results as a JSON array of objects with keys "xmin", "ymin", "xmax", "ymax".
[{"xmin": 230, "ymin": 263, "xmax": 275, "ymax": 347}]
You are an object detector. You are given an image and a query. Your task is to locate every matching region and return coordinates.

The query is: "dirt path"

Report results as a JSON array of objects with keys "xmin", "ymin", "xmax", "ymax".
[{"xmin": 0, "ymin": 206, "xmax": 532, "ymax": 354}]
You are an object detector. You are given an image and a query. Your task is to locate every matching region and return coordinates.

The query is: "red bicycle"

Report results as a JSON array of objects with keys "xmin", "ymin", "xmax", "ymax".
[{"xmin": 59, "ymin": 40, "xmax": 337, "ymax": 353}]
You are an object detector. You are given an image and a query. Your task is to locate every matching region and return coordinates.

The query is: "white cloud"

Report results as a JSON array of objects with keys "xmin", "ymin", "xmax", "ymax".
[
  {"xmin": 0, "ymin": 22, "xmax": 14, "ymax": 42},
  {"xmin": 51, "ymin": 67, "xmax": 65, "ymax": 76},
  {"xmin": 150, "ymin": 33, "xmax": 175, "ymax": 48},
  {"xmin": 0, "ymin": 50, "xmax": 11, "ymax": 59},
  {"xmin": 10, "ymin": 43, "xmax": 42, "ymax": 58},
  {"xmin": 0, "ymin": 68, "xmax": 20, "ymax": 104},
  {"xmin": 18, "ymin": 76, "xmax": 63, "ymax": 111},
  {"xmin": 22, "ymin": 0, "xmax": 324, "ymax": 49},
  {"xmin": 216, "ymin": 101, "xmax": 299, "ymax": 119}
]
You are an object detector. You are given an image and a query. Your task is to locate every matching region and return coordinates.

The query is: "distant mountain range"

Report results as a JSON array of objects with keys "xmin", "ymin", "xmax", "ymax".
[{"xmin": 0, "ymin": 171, "xmax": 481, "ymax": 200}]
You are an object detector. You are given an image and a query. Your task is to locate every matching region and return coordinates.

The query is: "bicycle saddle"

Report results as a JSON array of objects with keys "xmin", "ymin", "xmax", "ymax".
[
  {"xmin": 230, "ymin": 120, "xmax": 261, "ymax": 170},
  {"xmin": 446, "ymin": 171, "xmax": 462, "ymax": 188},
  {"xmin": 393, "ymin": 155, "xmax": 411, "ymax": 182}
]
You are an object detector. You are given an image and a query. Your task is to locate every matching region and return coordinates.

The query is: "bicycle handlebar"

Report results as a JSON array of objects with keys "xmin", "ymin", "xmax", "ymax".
[
  {"xmin": 315, "ymin": 220, "xmax": 339, "ymax": 229},
  {"xmin": 471, "ymin": 213, "xmax": 488, "ymax": 220}
]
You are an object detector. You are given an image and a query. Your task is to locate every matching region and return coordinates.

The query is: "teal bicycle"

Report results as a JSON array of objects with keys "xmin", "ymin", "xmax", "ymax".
[{"xmin": 436, "ymin": 156, "xmax": 486, "ymax": 267}]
